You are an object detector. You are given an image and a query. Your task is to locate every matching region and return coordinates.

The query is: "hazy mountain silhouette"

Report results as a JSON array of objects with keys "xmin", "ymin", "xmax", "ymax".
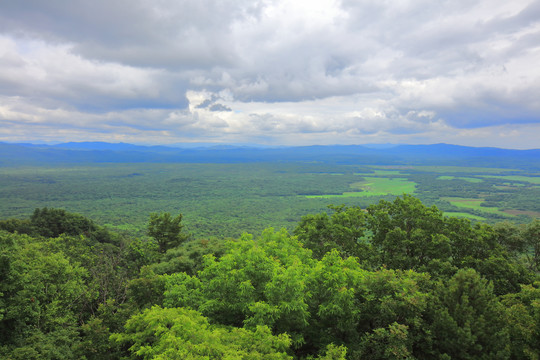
[{"xmin": 1, "ymin": 142, "xmax": 539, "ymax": 169}]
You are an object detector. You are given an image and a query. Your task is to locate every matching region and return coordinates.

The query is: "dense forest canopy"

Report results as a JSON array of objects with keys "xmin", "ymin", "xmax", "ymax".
[
  {"xmin": 1, "ymin": 195, "xmax": 539, "ymax": 359},
  {"xmin": 1, "ymin": 161, "xmax": 539, "ymax": 240}
]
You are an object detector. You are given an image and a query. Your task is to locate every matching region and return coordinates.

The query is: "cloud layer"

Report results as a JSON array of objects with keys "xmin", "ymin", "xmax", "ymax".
[{"xmin": 0, "ymin": 0, "xmax": 539, "ymax": 148}]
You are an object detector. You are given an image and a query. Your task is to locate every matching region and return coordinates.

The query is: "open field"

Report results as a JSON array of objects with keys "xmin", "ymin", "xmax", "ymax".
[
  {"xmin": 306, "ymin": 177, "xmax": 417, "ymax": 198},
  {"xmin": 480, "ymin": 175, "xmax": 540, "ymax": 184},
  {"xmin": 441, "ymin": 197, "xmax": 514, "ymax": 217},
  {"xmin": 442, "ymin": 212, "xmax": 487, "ymax": 221},
  {"xmin": 504, "ymin": 209, "xmax": 540, "ymax": 217},
  {"xmin": 352, "ymin": 176, "xmax": 417, "ymax": 194}
]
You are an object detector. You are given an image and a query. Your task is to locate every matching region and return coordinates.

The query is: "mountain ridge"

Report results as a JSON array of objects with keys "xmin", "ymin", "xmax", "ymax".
[{"xmin": 1, "ymin": 141, "xmax": 539, "ymax": 169}]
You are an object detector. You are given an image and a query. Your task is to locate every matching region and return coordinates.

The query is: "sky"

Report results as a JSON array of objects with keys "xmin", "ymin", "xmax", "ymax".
[{"xmin": 0, "ymin": 0, "xmax": 539, "ymax": 149}]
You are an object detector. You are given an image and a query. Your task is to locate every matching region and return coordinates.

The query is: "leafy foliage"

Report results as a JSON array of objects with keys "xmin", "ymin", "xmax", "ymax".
[
  {"xmin": 112, "ymin": 306, "xmax": 293, "ymax": 360},
  {"xmin": 0, "ymin": 196, "xmax": 538, "ymax": 359},
  {"xmin": 0, "ymin": 231, "xmax": 89, "ymax": 358},
  {"xmin": 294, "ymin": 205, "xmax": 371, "ymax": 261}
]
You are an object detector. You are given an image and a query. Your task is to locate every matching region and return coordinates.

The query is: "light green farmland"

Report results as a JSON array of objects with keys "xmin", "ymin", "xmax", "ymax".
[
  {"xmin": 480, "ymin": 175, "xmax": 540, "ymax": 184},
  {"xmin": 306, "ymin": 177, "xmax": 417, "ymax": 198},
  {"xmin": 442, "ymin": 197, "xmax": 514, "ymax": 217},
  {"xmin": 443, "ymin": 212, "xmax": 486, "ymax": 221}
]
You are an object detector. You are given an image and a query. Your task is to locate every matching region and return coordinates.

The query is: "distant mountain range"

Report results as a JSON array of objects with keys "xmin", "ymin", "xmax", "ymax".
[{"xmin": 1, "ymin": 142, "xmax": 539, "ymax": 169}]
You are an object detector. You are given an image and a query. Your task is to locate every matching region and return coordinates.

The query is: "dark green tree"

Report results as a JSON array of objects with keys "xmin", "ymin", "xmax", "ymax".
[
  {"xmin": 1, "ymin": 207, "xmax": 114, "ymax": 244},
  {"xmin": 294, "ymin": 205, "xmax": 370, "ymax": 261},
  {"xmin": 493, "ymin": 221, "xmax": 528, "ymax": 257},
  {"xmin": 429, "ymin": 269, "xmax": 510, "ymax": 360},
  {"xmin": 366, "ymin": 194, "xmax": 452, "ymax": 272},
  {"xmin": 150, "ymin": 237, "xmax": 227, "ymax": 276},
  {"xmin": 359, "ymin": 322, "xmax": 413, "ymax": 360},
  {"xmin": 501, "ymin": 281, "xmax": 540, "ymax": 360},
  {"xmin": 523, "ymin": 220, "xmax": 540, "ymax": 272},
  {"xmin": 147, "ymin": 212, "xmax": 189, "ymax": 253}
]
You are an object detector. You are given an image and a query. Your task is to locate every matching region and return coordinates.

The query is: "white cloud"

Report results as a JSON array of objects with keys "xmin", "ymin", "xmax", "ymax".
[{"xmin": 0, "ymin": 0, "xmax": 538, "ymax": 148}]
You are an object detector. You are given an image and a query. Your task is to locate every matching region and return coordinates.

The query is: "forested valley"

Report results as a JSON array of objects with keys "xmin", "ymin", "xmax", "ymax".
[{"xmin": 1, "ymin": 195, "xmax": 539, "ymax": 359}]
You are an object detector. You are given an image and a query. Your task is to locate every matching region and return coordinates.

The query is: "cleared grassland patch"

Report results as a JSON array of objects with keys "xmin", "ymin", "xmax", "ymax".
[
  {"xmin": 480, "ymin": 175, "xmax": 540, "ymax": 184},
  {"xmin": 352, "ymin": 177, "xmax": 416, "ymax": 194},
  {"xmin": 437, "ymin": 176, "xmax": 484, "ymax": 183},
  {"xmin": 503, "ymin": 209, "xmax": 540, "ymax": 218},
  {"xmin": 442, "ymin": 197, "xmax": 514, "ymax": 217},
  {"xmin": 306, "ymin": 177, "xmax": 416, "ymax": 198},
  {"xmin": 443, "ymin": 212, "xmax": 486, "ymax": 221}
]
